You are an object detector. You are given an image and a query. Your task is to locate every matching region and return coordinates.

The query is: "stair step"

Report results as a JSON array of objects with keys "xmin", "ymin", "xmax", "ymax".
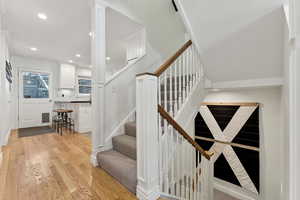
[
  {"xmin": 112, "ymin": 135, "xmax": 136, "ymax": 160},
  {"xmin": 125, "ymin": 121, "xmax": 136, "ymax": 137},
  {"xmin": 97, "ymin": 150, "xmax": 137, "ymax": 194}
]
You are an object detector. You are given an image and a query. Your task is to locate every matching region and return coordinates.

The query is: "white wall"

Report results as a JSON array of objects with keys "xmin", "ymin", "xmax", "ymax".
[
  {"xmin": 202, "ymin": 8, "xmax": 285, "ymax": 82},
  {"xmin": 0, "ymin": 30, "xmax": 11, "ymax": 147},
  {"xmin": 203, "ymin": 87, "xmax": 283, "ymax": 200},
  {"xmin": 103, "ymin": 43, "xmax": 160, "ymax": 148},
  {"xmin": 102, "ymin": 0, "xmax": 186, "ymax": 61}
]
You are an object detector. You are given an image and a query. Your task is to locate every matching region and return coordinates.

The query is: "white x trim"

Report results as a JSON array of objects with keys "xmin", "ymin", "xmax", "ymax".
[{"xmin": 199, "ymin": 105, "xmax": 259, "ymax": 194}]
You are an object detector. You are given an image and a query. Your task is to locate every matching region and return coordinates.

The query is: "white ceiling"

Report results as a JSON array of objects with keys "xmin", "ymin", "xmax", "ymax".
[
  {"xmin": 4, "ymin": 0, "xmax": 91, "ymax": 67},
  {"xmin": 3, "ymin": 0, "xmax": 143, "ymax": 68},
  {"xmin": 179, "ymin": 0, "xmax": 286, "ymax": 82},
  {"xmin": 202, "ymin": 7, "xmax": 285, "ymax": 82}
]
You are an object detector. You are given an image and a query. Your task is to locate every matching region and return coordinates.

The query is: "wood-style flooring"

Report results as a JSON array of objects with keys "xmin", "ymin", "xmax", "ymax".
[{"xmin": 0, "ymin": 130, "xmax": 138, "ymax": 200}]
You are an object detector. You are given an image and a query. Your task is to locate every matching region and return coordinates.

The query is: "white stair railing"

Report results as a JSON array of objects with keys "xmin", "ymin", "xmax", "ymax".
[
  {"xmin": 136, "ymin": 40, "xmax": 213, "ymax": 200},
  {"xmin": 157, "ymin": 40, "xmax": 203, "ymax": 118},
  {"xmin": 158, "ymin": 105, "xmax": 214, "ymax": 200}
]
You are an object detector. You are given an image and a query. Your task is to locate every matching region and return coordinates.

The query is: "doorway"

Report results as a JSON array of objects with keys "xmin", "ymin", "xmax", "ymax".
[{"xmin": 18, "ymin": 70, "xmax": 53, "ymax": 128}]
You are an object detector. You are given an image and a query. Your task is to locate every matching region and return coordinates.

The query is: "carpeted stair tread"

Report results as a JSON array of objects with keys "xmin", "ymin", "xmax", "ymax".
[
  {"xmin": 97, "ymin": 150, "xmax": 137, "ymax": 194},
  {"xmin": 125, "ymin": 121, "xmax": 136, "ymax": 137},
  {"xmin": 112, "ymin": 134, "xmax": 136, "ymax": 160}
]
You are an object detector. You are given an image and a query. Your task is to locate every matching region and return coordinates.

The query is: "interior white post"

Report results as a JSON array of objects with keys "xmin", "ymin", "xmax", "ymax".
[
  {"xmin": 136, "ymin": 74, "xmax": 160, "ymax": 200},
  {"xmin": 90, "ymin": 0, "xmax": 107, "ymax": 166},
  {"xmin": 289, "ymin": 0, "xmax": 300, "ymax": 199},
  {"xmin": 200, "ymin": 155, "xmax": 214, "ymax": 200}
]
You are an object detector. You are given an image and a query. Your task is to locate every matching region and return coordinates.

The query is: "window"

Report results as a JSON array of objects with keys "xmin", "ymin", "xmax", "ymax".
[
  {"xmin": 23, "ymin": 72, "xmax": 49, "ymax": 98},
  {"xmin": 78, "ymin": 77, "xmax": 91, "ymax": 95}
]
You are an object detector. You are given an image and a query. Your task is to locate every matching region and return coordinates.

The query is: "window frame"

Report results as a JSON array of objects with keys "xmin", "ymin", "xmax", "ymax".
[
  {"xmin": 20, "ymin": 70, "xmax": 52, "ymax": 100},
  {"xmin": 77, "ymin": 76, "xmax": 92, "ymax": 96}
]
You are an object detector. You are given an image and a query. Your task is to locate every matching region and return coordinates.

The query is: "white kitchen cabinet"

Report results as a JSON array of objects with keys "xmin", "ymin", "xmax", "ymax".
[
  {"xmin": 60, "ymin": 64, "xmax": 75, "ymax": 89},
  {"xmin": 75, "ymin": 103, "xmax": 92, "ymax": 133}
]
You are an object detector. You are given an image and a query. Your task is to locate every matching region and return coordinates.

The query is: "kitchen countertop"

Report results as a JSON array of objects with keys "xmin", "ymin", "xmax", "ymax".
[{"xmin": 54, "ymin": 98, "xmax": 91, "ymax": 104}]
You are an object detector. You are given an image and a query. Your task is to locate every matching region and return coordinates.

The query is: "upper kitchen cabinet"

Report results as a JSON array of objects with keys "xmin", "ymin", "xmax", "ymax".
[{"xmin": 60, "ymin": 64, "xmax": 75, "ymax": 89}]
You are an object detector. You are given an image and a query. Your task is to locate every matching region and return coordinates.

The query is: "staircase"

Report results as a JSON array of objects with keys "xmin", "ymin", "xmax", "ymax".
[
  {"xmin": 97, "ymin": 40, "xmax": 214, "ymax": 199},
  {"xmin": 97, "ymin": 121, "xmax": 137, "ymax": 193},
  {"xmin": 96, "ymin": 75, "xmax": 188, "ymax": 194}
]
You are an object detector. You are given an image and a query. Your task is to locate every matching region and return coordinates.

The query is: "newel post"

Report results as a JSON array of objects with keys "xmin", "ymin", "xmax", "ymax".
[{"xmin": 136, "ymin": 74, "xmax": 160, "ymax": 200}]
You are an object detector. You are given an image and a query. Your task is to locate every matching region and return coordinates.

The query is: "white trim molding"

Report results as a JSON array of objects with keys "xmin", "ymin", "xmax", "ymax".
[
  {"xmin": 209, "ymin": 77, "xmax": 283, "ymax": 89},
  {"xmin": 289, "ymin": 34, "xmax": 300, "ymax": 200},
  {"xmin": 90, "ymin": 0, "xmax": 107, "ymax": 166},
  {"xmin": 214, "ymin": 178, "xmax": 258, "ymax": 200}
]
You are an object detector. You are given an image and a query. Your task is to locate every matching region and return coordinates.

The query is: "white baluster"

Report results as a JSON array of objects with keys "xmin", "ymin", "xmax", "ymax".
[
  {"xmin": 169, "ymin": 67, "xmax": 173, "ymax": 117},
  {"xmin": 179, "ymin": 56, "xmax": 183, "ymax": 107},
  {"xmin": 197, "ymin": 151, "xmax": 200, "ymax": 200},
  {"xmin": 158, "ymin": 78, "xmax": 163, "ymax": 192},
  {"xmin": 174, "ymin": 61, "xmax": 178, "ymax": 115},
  {"xmin": 163, "ymin": 72, "xmax": 167, "ymax": 112},
  {"xmin": 188, "ymin": 47, "xmax": 191, "ymax": 94},
  {"xmin": 191, "ymin": 46, "xmax": 195, "ymax": 86},
  {"xmin": 185, "ymin": 142, "xmax": 188, "ymax": 199},
  {"xmin": 176, "ymin": 131, "xmax": 179, "ymax": 196},
  {"xmin": 193, "ymin": 46, "xmax": 197, "ymax": 85},
  {"xmin": 183, "ymin": 52, "xmax": 186, "ymax": 102},
  {"xmin": 180, "ymin": 136, "xmax": 183, "ymax": 198},
  {"xmin": 166, "ymin": 122, "xmax": 170, "ymax": 193},
  {"xmin": 170, "ymin": 128, "xmax": 174, "ymax": 195},
  {"xmin": 189, "ymin": 146, "xmax": 192, "ymax": 199}
]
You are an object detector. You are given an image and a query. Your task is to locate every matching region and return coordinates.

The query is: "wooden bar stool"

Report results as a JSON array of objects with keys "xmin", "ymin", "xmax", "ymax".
[{"xmin": 53, "ymin": 109, "xmax": 74, "ymax": 135}]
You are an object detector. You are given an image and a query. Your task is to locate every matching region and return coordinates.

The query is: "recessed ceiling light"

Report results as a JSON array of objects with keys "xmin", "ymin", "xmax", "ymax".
[
  {"xmin": 89, "ymin": 32, "xmax": 93, "ymax": 37},
  {"xmin": 69, "ymin": 60, "xmax": 73, "ymax": 63},
  {"xmin": 30, "ymin": 47, "xmax": 38, "ymax": 51},
  {"xmin": 106, "ymin": 57, "xmax": 111, "ymax": 61},
  {"xmin": 37, "ymin": 13, "xmax": 48, "ymax": 20},
  {"xmin": 76, "ymin": 54, "xmax": 81, "ymax": 58},
  {"xmin": 211, "ymin": 88, "xmax": 221, "ymax": 92}
]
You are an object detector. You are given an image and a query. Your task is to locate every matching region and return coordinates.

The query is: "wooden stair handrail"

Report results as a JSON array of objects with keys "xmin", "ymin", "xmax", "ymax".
[
  {"xmin": 154, "ymin": 40, "xmax": 192, "ymax": 76},
  {"xmin": 136, "ymin": 40, "xmax": 193, "ymax": 78},
  {"xmin": 158, "ymin": 105, "xmax": 213, "ymax": 160}
]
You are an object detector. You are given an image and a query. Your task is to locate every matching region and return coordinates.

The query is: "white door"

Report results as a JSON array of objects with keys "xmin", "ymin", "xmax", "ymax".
[{"xmin": 19, "ymin": 70, "xmax": 53, "ymax": 128}]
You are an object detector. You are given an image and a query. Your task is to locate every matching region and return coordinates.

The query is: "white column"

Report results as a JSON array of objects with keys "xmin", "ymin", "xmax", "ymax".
[
  {"xmin": 90, "ymin": 0, "xmax": 107, "ymax": 166},
  {"xmin": 289, "ymin": 1, "xmax": 300, "ymax": 199},
  {"xmin": 200, "ymin": 155, "xmax": 214, "ymax": 200},
  {"xmin": 136, "ymin": 74, "xmax": 160, "ymax": 200}
]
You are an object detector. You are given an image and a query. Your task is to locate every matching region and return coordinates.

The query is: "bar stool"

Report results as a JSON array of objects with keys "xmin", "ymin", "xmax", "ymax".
[{"xmin": 53, "ymin": 109, "xmax": 74, "ymax": 135}]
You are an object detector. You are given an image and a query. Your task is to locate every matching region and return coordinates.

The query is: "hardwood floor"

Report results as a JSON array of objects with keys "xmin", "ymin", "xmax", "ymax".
[{"xmin": 0, "ymin": 130, "xmax": 138, "ymax": 200}]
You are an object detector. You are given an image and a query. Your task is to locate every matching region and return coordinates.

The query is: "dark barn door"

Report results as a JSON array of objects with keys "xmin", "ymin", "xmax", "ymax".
[{"xmin": 195, "ymin": 104, "xmax": 260, "ymax": 194}]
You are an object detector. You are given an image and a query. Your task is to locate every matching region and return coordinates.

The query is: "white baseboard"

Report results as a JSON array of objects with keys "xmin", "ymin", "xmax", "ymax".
[
  {"xmin": 90, "ymin": 154, "xmax": 98, "ymax": 167},
  {"xmin": 136, "ymin": 184, "xmax": 160, "ymax": 200},
  {"xmin": 214, "ymin": 178, "xmax": 259, "ymax": 200},
  {"xmin": 0, "ymin": 148, "xmax": 3, "ymax": 165},
  {"xmin": 90, "ymin": 145, "xmax": 104, "ymax": 167},
  {"xmin": 2, "ymin": 128, "xmax": 11, "ymax": 146}
]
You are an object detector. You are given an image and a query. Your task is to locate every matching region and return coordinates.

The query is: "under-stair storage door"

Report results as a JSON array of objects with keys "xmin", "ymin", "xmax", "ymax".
[
  {"xmin": 195, "ymin": 103, "xmax": 260, "ymax": 196},
  {"xmin": 19, "ymin": 70, "xmax": 53, "ymax": 128}
]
